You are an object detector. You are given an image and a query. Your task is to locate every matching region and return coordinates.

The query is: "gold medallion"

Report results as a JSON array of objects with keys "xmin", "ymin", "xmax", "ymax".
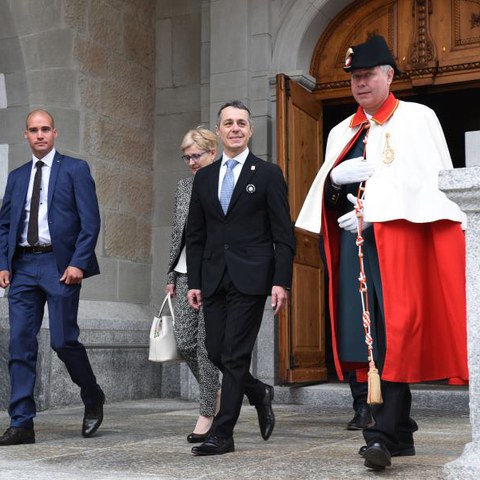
[{"xmin": 383, "ymin": 132, "xmax": 395, "ymax": 165}]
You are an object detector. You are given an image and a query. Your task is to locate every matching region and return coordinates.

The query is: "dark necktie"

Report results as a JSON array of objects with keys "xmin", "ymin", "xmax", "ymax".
[{"xmin": 27, "ymin": 160, "xmax": 44, "ymax": 246}]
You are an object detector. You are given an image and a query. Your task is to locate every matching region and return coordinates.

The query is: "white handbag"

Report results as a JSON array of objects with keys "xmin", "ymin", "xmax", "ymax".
[{"xmin": 148, "ymin": 293, "xmax": 182, "ymax": 362}]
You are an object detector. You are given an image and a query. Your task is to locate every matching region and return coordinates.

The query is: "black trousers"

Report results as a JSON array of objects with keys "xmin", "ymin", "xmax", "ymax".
[
  {"xmin": 202, "ymin": 270, "xmax": 267, "ymax": 438},
  {"xmin": 349, "ymin": 371, "xmax": 368, "ymax": 412},
  {"xmin": 363, "ymin": 380, "xmax": 418, "ymax": 450},
  {"xmin": 340, "ymin": 229, "xmax": 417, "ymax": 451}
]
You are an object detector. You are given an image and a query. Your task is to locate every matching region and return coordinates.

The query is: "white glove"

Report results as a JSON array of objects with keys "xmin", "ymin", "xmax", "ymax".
[
  {"xmin": 330, "ymin": 156, "xmax": 375, "ymax": 186},
  {"xmin": 337, "ymin": 194, "xmax": 372, "ymax": 233}
]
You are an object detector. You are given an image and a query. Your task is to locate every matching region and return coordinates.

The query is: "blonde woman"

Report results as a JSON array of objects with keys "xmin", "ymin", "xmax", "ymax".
[{"xmin": 166, "ymin": 127, "xmax": 220, "ymax": 442}]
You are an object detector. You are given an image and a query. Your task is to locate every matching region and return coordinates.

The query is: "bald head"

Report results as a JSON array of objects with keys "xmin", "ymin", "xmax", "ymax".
[
  {"xmin": 24, "ymin": 109, "xmax": 57, "ymax": 159},
  {"xmin": 25, "ymin": 109, "xmax": 55, "ymax": 129}
]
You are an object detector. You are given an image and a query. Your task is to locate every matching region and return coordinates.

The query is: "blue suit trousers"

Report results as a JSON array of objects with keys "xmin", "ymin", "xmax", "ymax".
[{"xmin": 7, "ymin": 251, "xmax": 100, "ymax": 428}]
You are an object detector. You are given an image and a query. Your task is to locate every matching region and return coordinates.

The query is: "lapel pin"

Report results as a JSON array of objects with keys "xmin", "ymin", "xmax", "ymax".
[
  {"xmin": 246, "ymin": 184, "xmax": 255, "ymax": 194},
  {"xmin": 251, "ymin": 165, "xmax": 255, "ymax": 171}
]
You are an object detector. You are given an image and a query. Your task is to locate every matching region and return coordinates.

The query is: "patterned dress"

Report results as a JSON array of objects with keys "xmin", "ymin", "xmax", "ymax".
[{"xmin": 166, "ymin": 177, "xmax": 220, "ymax": 416}]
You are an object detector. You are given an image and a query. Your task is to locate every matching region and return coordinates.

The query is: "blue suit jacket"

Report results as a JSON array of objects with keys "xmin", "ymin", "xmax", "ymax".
[{"xmin": 0, "ymin": 151, "xmax": 100, "ymax": 278}]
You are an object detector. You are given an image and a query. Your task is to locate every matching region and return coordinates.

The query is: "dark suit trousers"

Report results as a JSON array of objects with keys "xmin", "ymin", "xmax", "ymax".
[
  {"xmin": 349, "ymin": 370, "xmax": 368, "ymax": 412},
  {"xmin": 359, "ymin": 238, "xmax": 417, "ymax": 450},
  {"xmin": 7, "ymin": 251, "xmax": 101, "ymax": 428},
  {"xmin": 363, "ymin": 381, "xmax": 418, "ymax": 450},
  {"xmin": 202, "ymin": 270, "xmax": 268, "ymax": 439}
]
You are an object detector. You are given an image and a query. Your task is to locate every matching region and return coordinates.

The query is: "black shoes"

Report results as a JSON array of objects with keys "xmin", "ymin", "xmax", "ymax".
[
  {"xmin": 0, "ymin": 427, "xmax": 35, "ymax": 446},
  {"xmin": 82, "ymin": 389, "xmax": 105, "ymax": 438},
  {"xmin": 361, "ymin": 441, "xmax": 392, "ymax": 470},
  {"xmin": 187, "ymin": 430, "xmax": 210, "ymax": 443},
  {"xmin": 359, "ymin": 442, "xmax": 415, "ymax": 457},
  {"xmin": 347, "ymin": 404, "xmax": 372, "ymax": 430},
  {"xmin": 191, "ymin": 435, "xmax": 235, "ymax": 456},
  {"xmin": 1, "ymin": 390, "xmax": 105, "ymax": 445},
  {"xmin": 255, "ymin": 385, "xmax": 275, "ymax": 440},
  {"xmin": 190, "ymin": 384, "xmax": 274, "ymax": 451}
]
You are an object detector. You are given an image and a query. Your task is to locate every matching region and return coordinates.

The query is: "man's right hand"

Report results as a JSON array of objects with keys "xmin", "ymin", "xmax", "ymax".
[
  {"xmin": 187, "ymin": 289, "xmax": 202, "ymax": 310},
  {"xmin": 0, "ymin": 270, "xmax": 10, "ymax": 288},
  {"xmin": 330, "ymin": 156, "xmax": 375, "ymax": 185}
]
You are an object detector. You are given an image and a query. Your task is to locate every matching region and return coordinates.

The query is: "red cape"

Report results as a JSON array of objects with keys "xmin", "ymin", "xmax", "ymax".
[{"xmin": 322, "ymin": 96, "xmax": 468, "ymax": 383}]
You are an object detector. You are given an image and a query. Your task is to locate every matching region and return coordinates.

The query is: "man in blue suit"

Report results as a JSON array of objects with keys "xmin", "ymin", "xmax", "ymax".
[{"xmin": 0, "ymin": 109, "xmax": 105, "ymax": 445}]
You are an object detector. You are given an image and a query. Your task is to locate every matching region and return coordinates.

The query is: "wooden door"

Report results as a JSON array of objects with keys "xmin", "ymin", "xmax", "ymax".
[
  {"xmin": 310, "ymin": 0, "xmax": 480, "ymax": 96},
  {"xmin": 276, "ymin": 74, "xmax": 327, "ymax": 384}
]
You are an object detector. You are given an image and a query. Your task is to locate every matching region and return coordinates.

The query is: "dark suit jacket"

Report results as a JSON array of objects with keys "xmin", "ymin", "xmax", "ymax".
[
  {"xmin": 0, "ymin": 151, "xmax": 100, "ymax": 278},
  {"xmin": 186, "ymin": 152, "xmax": 295, "ymax": 297}
]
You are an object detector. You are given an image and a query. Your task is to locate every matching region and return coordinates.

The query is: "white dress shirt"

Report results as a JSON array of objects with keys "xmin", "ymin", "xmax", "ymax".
[
  {"xmin": 174, "ymin": 247, "xmax": 187, "ymax": 274},
  {"xmin": 19, "ymin": 148, "xmax": 55, "ymax": 246}
]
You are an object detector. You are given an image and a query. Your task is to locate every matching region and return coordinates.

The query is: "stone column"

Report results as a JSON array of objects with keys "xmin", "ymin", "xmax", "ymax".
[{"xmin": 441, "ymin": 167, "xmax": 480, "ymax": 479}]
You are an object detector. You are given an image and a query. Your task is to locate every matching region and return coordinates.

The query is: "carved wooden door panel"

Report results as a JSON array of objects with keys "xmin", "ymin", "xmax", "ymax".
[
  {"xmin": 276, "ymin": 74, "xmax": 327, "ymax": 384},
  {"xmin": 310, "ymin": 0, "xmax": 480, "ymax": 97}
]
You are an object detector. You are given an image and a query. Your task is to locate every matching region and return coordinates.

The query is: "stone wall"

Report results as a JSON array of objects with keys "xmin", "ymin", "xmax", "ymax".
[
  {"xmin": 0, "ymin": 0, "xmax": 156, "ymax": 303},
  {"xmin": 153, "ymin": 0, "xmax": 204, "ymax": 309},
  {"xmin": 66, "ymin": 0, "xmax": 155, "ymax": 303},
  {"xmin": 153, "ymin": 0, "xmax": 207, "ymax": 402},
  {"xmin": 0, "ymin": 0, "xmax": 162, "ymax": 411}
]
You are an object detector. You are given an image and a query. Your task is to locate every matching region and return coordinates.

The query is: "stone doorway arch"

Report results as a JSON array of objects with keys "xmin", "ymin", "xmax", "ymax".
[{"xmin": 270, "ymin": 0, "xmax": 353, "ymax": 79}]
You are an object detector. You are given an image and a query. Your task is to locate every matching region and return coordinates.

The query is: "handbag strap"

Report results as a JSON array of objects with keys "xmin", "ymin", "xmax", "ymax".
[{"xmin": 158, "ymin": 292, "xmax": 175, "ymax": 323}]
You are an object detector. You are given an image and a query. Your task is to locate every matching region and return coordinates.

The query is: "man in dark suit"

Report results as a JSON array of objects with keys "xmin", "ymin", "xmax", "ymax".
[
  {"xmin": 186, "ymin": 100, "xmax": 295, "ymax": 455},
  {"xmin": 0, "ymin": 109, "xmax": 104, "ymax": 446}
]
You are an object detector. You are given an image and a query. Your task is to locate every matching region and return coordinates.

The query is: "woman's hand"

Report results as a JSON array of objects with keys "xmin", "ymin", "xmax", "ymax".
[{"xmin": 166, "ymin": 283, "xmax": 176, "ymax": 296}]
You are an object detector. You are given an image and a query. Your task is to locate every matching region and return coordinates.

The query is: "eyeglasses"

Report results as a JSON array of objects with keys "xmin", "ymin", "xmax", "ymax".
[{"xmin": 181, "ymin": 151, "xmax": 209, "ymax": 163}]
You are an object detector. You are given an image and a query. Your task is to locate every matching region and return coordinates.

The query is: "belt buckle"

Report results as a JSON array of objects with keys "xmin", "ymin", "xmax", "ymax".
[{"xmin": 32, "ymin": 245, "xmax": 50, "ymax": 254}]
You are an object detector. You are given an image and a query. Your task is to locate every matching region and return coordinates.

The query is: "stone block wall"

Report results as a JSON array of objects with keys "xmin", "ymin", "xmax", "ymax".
[
  {"xmin": 153, "ymin": 0, "xmax": 204, "ymax": 308},
  {"xmin": 0, "ymin": 0, "xmax": 156, "ymax": 303},
  {"xmin": 153, "ymin": 0, "xmax": 207, "ymax": 403},
  {"xmin": 0, "ymin": 0, "xmax": 162, "ymax": 411},
  {"xmin": 66, "ymin": 0, "xmax": 155, "ymax": 303}
]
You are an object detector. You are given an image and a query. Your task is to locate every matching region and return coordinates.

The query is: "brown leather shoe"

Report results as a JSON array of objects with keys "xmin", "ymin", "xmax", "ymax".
[
  {"xmin": 0, "ymin": 427, "xmax": 35, "ymax": 446},
  {"xmin": 82, "ymin": 390, "xmax": 105, "ymax": 438}
]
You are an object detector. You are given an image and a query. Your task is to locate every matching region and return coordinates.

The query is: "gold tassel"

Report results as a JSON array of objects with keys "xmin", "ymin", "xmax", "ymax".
[{"xmin": 367, "ymin": 366, "xmax": 383, "ymax": 405}]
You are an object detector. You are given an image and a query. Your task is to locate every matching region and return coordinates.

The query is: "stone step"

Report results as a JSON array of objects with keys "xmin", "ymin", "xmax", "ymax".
[{"xmin": 274, "ymin": 382, "xmax": 469, "ymax": 412}]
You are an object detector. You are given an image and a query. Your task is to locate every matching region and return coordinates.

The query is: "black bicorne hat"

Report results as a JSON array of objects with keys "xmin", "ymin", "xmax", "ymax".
[{"xmin": 343, "ymin": 34, "xmax": 401, "ymax": 76}]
